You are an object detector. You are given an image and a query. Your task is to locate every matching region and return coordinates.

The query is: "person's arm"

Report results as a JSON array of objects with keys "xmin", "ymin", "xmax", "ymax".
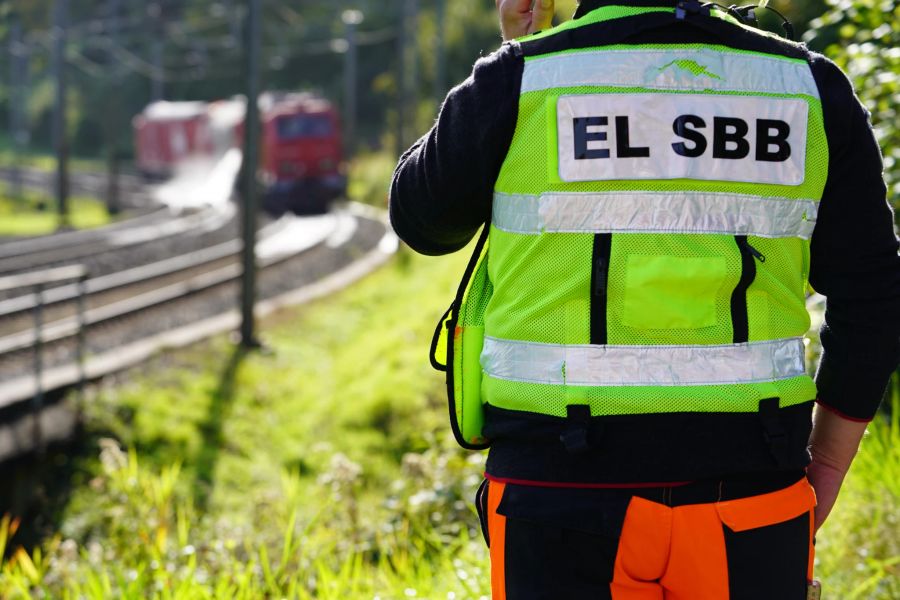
[
  {"xmin": 389, "ymin": 44, "xmax": 522, "ymax": 255},
  {"xmin": 806, "ymin": 408, "xmax": 868, "ymax": 531},
  {"xmin": 806, "ymin": 54, "xmax": 900, "ymax": 531}
]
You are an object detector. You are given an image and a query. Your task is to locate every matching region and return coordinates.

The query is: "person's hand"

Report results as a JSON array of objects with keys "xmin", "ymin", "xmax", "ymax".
[
  {"xmin": 806, "ymin": 456, "xmax": 848, "ymax": 532},
  {"xmin": 806, "ymin": 405, "xmax": 869, "ymax": 532},
  {"xmin": 497, "ymin": 0, "xmax": 555, "ymax": 41}
]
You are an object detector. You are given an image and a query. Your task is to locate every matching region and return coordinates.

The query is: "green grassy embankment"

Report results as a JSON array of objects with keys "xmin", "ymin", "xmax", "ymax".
[
  {"xmin": 0, "ymin": 186, "xmax": 112, "ymax": 236},
  {"xmin": 0, "ymin": 235, "xmax": 897, "ymax": 597},
  {"xmin": 1, "ymin": 244, "xmax": 492, "ymax": 599}
]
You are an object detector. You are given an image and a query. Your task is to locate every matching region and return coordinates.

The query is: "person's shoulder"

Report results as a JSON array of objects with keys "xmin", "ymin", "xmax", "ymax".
[
  {"xmin": 452, "ymin": 42, "xmax": 523, "ymax": 97},
  {"xmin": 471, "ymin": 41, "xmax": 523, "ymax": 75},
  {"xmin": 805, "ymin": 51, "xmax": 861, "ymax": 118}
]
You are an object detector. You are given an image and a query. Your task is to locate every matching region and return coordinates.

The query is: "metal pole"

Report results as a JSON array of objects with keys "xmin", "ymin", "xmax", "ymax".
[
  {"xmin": 8, "ymin": 17, "xmax": 23, "ymax": 201},
  {"xmin": 32, "ymin": 284, "xmax": 45, "ymax": 455},
  {"xmin": 406, "ymin": 0, "xmax": 419, "ymax": 135},
  {"xmin": 342, "ymin": 11, "xmax": 362, "ymax": 160},
  {"xmin": 76, "ymin": 273, "xmax": 87, "ymax": 405},
  {"xmin": 152, "ymin": 39, "xmax": 164, "ymax": 101},
  {"xmin": 106, "ymin": 0, "xmax": 122, "ymax": 216},
  {"xmin": 149, "ymin": 1, "xmax": 164, "ymax": 101},
  {"xmin": 434, "ymin": 0, "xmax": 446, "ymax": 105},
  {"xmin": 240, "ymin": 0, "xmax": 261, "ymax": 348},
  {"xmin": 395, "ymin": 0, "xmax": 406, "ymax": 157},
  {"xmin": 52, "ymin": 0, "xmax": 70, "ymax": 230}
]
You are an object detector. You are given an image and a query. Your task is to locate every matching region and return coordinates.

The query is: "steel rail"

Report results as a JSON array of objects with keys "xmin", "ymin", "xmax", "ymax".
[
  {"xmin": 0, "ymin": 216, "xmax": 289, "ymax": 318},
  {"xmin": 0, "ymin": 212, "xmax": 344, "ymax": 356},
  {"xmin": 0, "ymin": 265, "xmax": 88, "ymax": 293},
  {"xmin": 0, "ymin": 203, "xmax": 236, "ymax": 274},
  {"xmin": 0, "ymin": 205, "xmax": 170, "ymax": 259}
]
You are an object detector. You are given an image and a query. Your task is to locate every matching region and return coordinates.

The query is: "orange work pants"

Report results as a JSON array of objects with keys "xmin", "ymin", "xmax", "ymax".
[{"xmin": 479, "ymin": 476, "xmax": 816, "ymax": 599}]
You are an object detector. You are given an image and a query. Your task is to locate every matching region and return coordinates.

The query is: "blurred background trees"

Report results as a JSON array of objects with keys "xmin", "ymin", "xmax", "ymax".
[
  {"xmin": 0, "ymin": 0, "xmax": 896, "ymax": 212},
  {"xmin": 806, "ymin": 0, "xmax": 900, "ymax": 210}
]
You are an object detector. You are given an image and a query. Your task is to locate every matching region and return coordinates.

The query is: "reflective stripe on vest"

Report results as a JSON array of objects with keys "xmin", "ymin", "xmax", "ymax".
[
  {"xmin": 492, "ymin": 191, "xmax": 818, "ymax": 238},
  {"xmin": 521, "ymin": 47, "xmax": 819, "ymax": 97},
  {"xmin": 481, "ymin": 336, "xmax": 806, "ymax": 387}
]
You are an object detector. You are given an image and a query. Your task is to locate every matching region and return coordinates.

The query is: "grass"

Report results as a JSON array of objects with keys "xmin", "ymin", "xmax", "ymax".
[
  {"xmin": 346, "ymin": 151, "xmax": 395, "ymax": 208},
  {"xmin": 814, "ymin": 378, "xmax": 900, "ymax": 599},
  {"xmin": 0, "ymin": 186, "xmax": 113, "ymax": 236},
  {"xmin": 0, "ymin": 227, "xmax": 897, "ymax": 596},
  {"xmin": 0, "ymin": 133, "xmax": 105, "ymax": 173},
  {"xmin": 1, "ymin": 244, "xmax": 491, "ymax": 598}
]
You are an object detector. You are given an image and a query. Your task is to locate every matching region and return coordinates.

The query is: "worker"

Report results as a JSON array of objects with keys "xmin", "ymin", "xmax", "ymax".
[{"xmin": 389, "ymin": 0, "xmax": 900, "ymax": 597}]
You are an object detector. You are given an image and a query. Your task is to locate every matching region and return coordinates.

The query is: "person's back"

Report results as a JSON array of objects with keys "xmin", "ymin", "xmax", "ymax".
[{"xmin": 390, "ymin": 1, "xmax": 900, "ymax": 597}]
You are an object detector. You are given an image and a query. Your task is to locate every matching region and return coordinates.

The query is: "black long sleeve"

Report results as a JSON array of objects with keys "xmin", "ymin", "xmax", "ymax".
[
  {"xmin": 808, "ymin": 54, "xmax": 900, "ymax": 420},
  {"xmin": 389, "ymin": 43, "xmax": 522, "ymax": 256}
]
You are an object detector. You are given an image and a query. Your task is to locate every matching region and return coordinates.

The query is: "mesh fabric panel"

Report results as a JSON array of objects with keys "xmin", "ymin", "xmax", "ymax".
[
  {"xmin": 485, "ymin": 227, "xmax": 593, "ymax": 344},
  {"xmin": 460, "ymin": 248, "xmax": 492, "ymax": 328},
  {"xmin": 517, "ymin": 6, "xmax": 673, "ymax": 42},
  {"xmin": 746, "ymin": 236, "xmax": 811, "ymax": 342},
  {"xmin": 483, "ymin": 374, "xmax": 817, "ymax": 416}
]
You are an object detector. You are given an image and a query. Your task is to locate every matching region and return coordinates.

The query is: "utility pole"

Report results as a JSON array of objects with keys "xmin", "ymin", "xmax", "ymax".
[
  {"xmin": 7, "ymin": 16, "xmax": 23, "ymax": 201},
  {"xmin": 342, "ymin": 10, "xmax": 363, "ymax": 160},
  {"xmin": 239, "ymin": 0, "xmax": 261, "ymax": 348},
  {"xmin": 434, "ymin": 0, "xmax": 446, "ymax": 105},
  {"xmin": 406, "ymin": 0, "xmax": 419, "ymax": 137},
  {"xmin": 106, "ymin": 0, "xmax": 123, "ymax": 215},
  {"xmin": 394, "ymin": 0, "xmax": 406, "ymax": 158},
  {"xmin": 150, "ymin": 2, "xmax": 165, "ymax": 101},
  {"xmin": 52, "ymin": 0, "xmax": 70, "ymax": 230}
]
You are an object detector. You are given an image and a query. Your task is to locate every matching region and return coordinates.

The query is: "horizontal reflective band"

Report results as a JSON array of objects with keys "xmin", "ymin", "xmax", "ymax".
[
  {"xmin": 492, "ymin": 192, "xmax": 818, "ymax": 238},
  {"xmin": 481, "ymin": 337, "xmax": 806, "ymax": 386},
  {"xmin": 522, "ymin": 48, "xmax": 819, "ymax": 98}
]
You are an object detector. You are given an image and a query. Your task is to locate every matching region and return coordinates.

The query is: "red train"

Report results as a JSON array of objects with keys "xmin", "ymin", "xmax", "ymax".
[
  {"xmin": 133, "ymin": 93, "xmax": 346, "ymax": 213},
  {"xmin": 132, "ymin": 101, "xmax": 212, "ymax": 177}
]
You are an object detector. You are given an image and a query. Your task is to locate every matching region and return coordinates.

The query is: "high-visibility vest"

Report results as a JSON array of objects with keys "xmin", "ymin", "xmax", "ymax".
[{"xmin": 433, "ymin": 5, "xmax": 828, "ymax": 449}]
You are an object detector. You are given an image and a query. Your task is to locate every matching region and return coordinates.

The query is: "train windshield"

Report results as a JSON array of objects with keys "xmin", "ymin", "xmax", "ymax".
[{"xmin": 276, "ymin": 114, "xmax": 333, "ymax": 140}]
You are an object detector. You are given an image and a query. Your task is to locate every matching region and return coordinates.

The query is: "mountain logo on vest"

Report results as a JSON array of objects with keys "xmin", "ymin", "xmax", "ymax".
[{"xmin": 658, "ymin": 59, "xmax": 722, "ymax": 81}]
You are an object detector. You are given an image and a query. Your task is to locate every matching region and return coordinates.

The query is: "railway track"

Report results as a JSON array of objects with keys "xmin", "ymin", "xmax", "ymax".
[
  {"xmin": 0, "ymin": 200, "xmax": 396, "ymax": 460},
  {"xmin": 0, "ymin": 204, "xmax": 237, "ymax": 276},
  {"xmin": 0, "ymin": 151, "xmax": 399, "ymax": 460}
]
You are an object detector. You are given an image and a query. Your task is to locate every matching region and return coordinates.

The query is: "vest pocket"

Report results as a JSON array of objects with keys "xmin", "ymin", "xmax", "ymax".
[
  {"xmin": 445, "ymin": 228, "xmax": 492, "ymax": 449},
  {"xmin": 621, "ymin": 254, "xmax": 727, "ymax": 330}
]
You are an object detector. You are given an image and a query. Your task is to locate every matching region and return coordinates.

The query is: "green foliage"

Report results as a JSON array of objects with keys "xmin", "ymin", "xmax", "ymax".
[
  {"xmin": 0, "ymin": 0, "xmax": 512, "ymax": 158},
  {"xmin": 347, "ymin": 151, "xmax": 395, "ymax": 208},
  {"xmin": 807, "ymin": 0, "xmax": 900, "ymax": 207},
  {"xmin": 0, "ymin": 246, "xmax": 489, "ymax": 597},
  {"xmin": 815, "ymin": 392, "xmax": 900, "ymax": 599},
  {"xmin": 0, "ymin": 439, "xmax": 491, "ymax": 598},
  {"xmin": 0, "ymin": 184, "xmax": 111, "ymax": 235}
]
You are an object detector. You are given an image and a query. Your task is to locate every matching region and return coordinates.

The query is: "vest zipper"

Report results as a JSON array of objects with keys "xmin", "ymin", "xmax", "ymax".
[
  {"xmin": 731, "ymin": 235, "xmax": 765, "ymax": 344},
  {"xmin": 591, "ymin": 233, "xmax": 613, "ymax": 345}
]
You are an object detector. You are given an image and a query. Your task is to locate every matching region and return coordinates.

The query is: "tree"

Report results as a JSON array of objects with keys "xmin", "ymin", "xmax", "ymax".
[{"xmin": 808, "ymin": 0, "xmax": 900, "ymax": 215}]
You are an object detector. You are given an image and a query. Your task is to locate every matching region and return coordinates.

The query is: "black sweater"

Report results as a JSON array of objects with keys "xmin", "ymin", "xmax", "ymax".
[{"xmin": 390, "ymin": 1, "xmax": 900, "ymax": 483}]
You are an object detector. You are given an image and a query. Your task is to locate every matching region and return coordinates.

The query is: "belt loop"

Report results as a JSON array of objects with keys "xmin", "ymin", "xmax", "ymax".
[
  {"xmin": 560, "ymin": 404, "xmax": 592, "ymax": 454},
  {"xmin": 759, "ymin": 397, "xmax": 789, "ymax": 467}
]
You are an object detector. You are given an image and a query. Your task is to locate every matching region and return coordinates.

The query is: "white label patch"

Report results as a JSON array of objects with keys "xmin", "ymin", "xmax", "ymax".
[{"xmin": 556, "ymin": 94, "xmax": 808, "ymax": 185}]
